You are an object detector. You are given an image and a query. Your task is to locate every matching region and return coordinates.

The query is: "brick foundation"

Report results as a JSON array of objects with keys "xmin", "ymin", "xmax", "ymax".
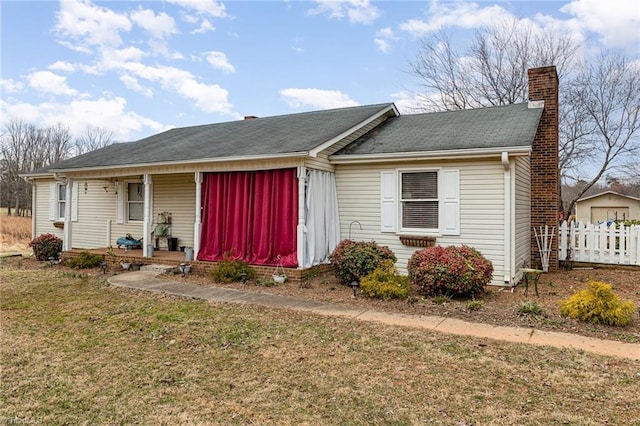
[
  {"xmin": 61, "ymin": 250, "xmax": 332, "ymax": 283},
  {"xmin": 528, "ymin": 66, "xmax": 559, "ymax": 270}
]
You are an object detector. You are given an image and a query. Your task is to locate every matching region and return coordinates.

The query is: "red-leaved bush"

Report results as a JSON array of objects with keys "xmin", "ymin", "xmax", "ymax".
[
  {"xmin": 329, "ymin": 239, "xmax": 396, "ymax": 285},
  {"xmin": 407, "ymin": 245, "xmax": 493, "ymax": 298},
  {"xmin": 29, "ymin": 233, "xmax": 63, "ymax": 261}
]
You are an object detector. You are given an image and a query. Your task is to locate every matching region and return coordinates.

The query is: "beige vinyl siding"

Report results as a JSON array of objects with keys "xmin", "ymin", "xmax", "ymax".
[
  {"xmin": 34, "ymin": 180, "xmax": 64, "ymax": 240},
  {"xmin": 152, "ymin": 174, "xmax": 196, "ymax": 249},
  {"xmin": 74, "ymin": 180, "xmax": 118, "ymax": 248},
  {"xmin": 335, "ymin": 159, "xmax": 507, "ymax": 285},
  {"xmin": 514, "ymin": 156, "xmax": 531, "ymax": 273},
  {"xmin": 304, "ymin": 154, "xmax": 334, "ymax": 172}
]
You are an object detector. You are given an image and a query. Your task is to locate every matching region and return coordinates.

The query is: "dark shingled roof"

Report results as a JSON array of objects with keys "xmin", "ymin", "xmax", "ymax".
[
  {"xmin": 38, "ymin": 103, "xmax": 394, "ymax": 172},
  {"xmin": 334, "ymin": 102, "xmax": 542, "ymax": 156}
]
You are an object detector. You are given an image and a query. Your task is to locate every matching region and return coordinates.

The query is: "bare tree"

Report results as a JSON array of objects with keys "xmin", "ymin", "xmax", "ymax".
[
  {"xmin": 409, "ymin": 18, "xmax": 580, "ymax": 112},
  {"xmin": 408, "ymin": 20, "xmax": 640, "ymax": 219},
  {"xmin": 561, "ymin": 52, "xmax": 640, "ymax": 217},
  {"xmin": 74, "ymin": 126, "xmax": 115, "ymax": 156},
  {"xmin": 0, "ymin": 120, "xmax": 72, "ymax": 215}
]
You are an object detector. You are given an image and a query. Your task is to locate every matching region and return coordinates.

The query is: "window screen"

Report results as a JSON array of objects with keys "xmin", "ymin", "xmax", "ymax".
[
  {"xmin": 58, "ymin": 184, "xmax": 66, "ymax": 219},
  {"xmin": 128, "ymin": 183, "xmax": 144, "ymax": 221},
  {"xmin": 400, "ymin": 171, "xmax": 438, "ymax": 229}
]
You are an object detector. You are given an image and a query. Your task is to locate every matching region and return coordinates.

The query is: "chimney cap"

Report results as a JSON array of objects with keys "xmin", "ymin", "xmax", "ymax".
[{"xmin": 244, "ymin": 115, "xmax": 258, "ymax": 120}]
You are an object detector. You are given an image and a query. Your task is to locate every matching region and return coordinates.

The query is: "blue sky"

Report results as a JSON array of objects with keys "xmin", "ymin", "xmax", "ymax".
[{"xmin": 1, "ymin": 0, "xmax": 639, "ymax": 142}]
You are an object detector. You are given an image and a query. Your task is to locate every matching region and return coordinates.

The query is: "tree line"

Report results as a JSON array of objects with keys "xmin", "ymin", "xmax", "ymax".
[
  {"xmin": 0, "ymin": 119, "xmax": 115, "ymax": 216},
  {"xmin": 408, "ymin": 17, "xmax": 640, "ymax": 219}
]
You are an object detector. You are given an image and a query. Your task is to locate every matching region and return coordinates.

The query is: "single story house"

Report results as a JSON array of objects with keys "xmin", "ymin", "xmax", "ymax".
[
  {"xmin": 575, "ymin": 191, "xmax": 640, "ymax": 223},
  {"xmin": 22, "ymin": 66, "xmax": 559, "ymax": 286}
]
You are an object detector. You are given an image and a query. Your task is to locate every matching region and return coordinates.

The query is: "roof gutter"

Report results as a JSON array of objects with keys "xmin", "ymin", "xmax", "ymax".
[
  {"xmin": 329, "ymin": 145, "xmax": 532, "ymax": 164},
  {"xmin": 24, "ymin": 151, "xmax": 309, "ymax": 176}
]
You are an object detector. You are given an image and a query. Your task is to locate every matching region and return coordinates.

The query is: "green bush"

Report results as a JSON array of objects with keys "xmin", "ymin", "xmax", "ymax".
[
  {"xmin": 29, "ymin": 233, "xmax": 63, "ymax": 261},
  {"xmin": 329, "ymin": 239, "xmax": 396, "ymax": 285},
  {"xmin": 210, "ymin": 259, "xmax": 256, "ymax": 283},
  {"xmin": 359, "ymin": 260, "xmax": 409, "ymax": 300},
  {"xmin": 560, "ymin": 280, "xmax": 636, "ymax": 326},
  {"xmin": 66, "ymin": 252, "xmax": 105, "ymax": 269},
  {"xmin": 518, "ymin": 300, "xmax": 546, "ymax": 317},
  {"xmin": 407, "ymin": 245, "xmax": 493, "ymax": 298}
]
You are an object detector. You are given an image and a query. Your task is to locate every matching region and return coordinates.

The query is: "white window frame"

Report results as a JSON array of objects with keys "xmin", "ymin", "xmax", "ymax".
[
  {"xmin": 380, "ymin": 168, "xmax": 459, "ymax": 236},
  {"xmin": 126, "ymin": 181, "xmax": 144, "ymax": 222},
  {"xmin": 57, "ymin": 183, "xmax": 67, "ymax": 220},
  {"xmin": 398, "ymin": 168, "xmax": 440, "ymax": 235}
]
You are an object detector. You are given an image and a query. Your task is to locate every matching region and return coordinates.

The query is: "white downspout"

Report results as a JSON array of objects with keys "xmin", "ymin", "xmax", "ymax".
[
  {"xmin": 30, "ymin": 179, "xmax": 36, "ymax": 240},
  {"xmin": 106, "ymin": 219, "xmax": 112, "ymax": 247},
  {"xmin": 63, "ymin": 177, "xmax": 73, "ymax": 251},
  {"xmin": 193, "ymin": 172, "xmax": 202, "ymax": 259},
  {"xmin": 297, "ymin": 166, "xmax": 307, "ymax": 269},
  {"xmin": 143, "ymin": 174, "xmax": 153, "ymax": 257},
  {"xmin": 501, "ymin": 152, "xmax": 512, "ymax": 284}
]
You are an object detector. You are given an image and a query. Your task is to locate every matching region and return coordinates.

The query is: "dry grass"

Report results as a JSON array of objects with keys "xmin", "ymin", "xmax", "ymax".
[
  {"xmin": 1, "ymin": 264, "xmax": 639, "ymax": 425},
  {"xmin": 0, "ymin": 213, "xmax": 31, "ymax": 254}
]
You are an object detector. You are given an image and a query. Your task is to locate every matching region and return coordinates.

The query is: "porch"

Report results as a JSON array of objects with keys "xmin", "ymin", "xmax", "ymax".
[{"xmin": 62, "ymin": 248, "xmax": 331, "ymax": 283}]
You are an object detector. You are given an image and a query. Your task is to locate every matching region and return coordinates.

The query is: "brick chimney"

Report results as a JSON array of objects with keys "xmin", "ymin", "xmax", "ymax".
[{"xmin": 528, "ymin": 66, "xmax": 559, "ymax": 270}]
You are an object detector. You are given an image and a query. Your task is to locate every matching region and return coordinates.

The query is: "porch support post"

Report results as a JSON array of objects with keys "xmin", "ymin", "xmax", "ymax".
[
  {"xmin": 193, "ymin": 172, "xmax": 203, "ymax": 259},
  {"xmin": 501, "ymin": 152, "xmax": 512, "ymax": 284},
  {"xmin": 143, "ymin": 174, "xmax": 153, "ymax": 257},
  {"xmin": 297, "ymin": 166, "xmax": 307, "ymax": 269},
  {"xmin": 63, "ymin": 177, "xmax": 73, "ymax": 251}
]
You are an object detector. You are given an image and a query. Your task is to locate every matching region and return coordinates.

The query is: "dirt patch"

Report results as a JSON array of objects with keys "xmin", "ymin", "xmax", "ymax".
[
  {"xmin": 172, "ymin": 265, "xmax": 640, "ymax": 343},
  {"xmin": 5, "ymin": 256, "xmax": 640, "ymax": 343}
]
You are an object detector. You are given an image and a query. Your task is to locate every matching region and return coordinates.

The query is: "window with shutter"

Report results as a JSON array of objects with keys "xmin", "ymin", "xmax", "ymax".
[
  {"xmin": 58, "ymin": 184, "xmax": 67, "ymax": 219},
  {"xmin": 400, "ymin": 171, "xmax": 438, "ymax": 230},
  {"xmin": 127, "ymin": 183, "xmax": 144, "ymax": 221}
]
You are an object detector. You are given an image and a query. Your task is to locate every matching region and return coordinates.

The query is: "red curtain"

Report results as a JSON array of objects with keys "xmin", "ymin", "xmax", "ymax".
[{"xmin": 197, "ymin": 168, "xmax": 298, "ymax": 267}]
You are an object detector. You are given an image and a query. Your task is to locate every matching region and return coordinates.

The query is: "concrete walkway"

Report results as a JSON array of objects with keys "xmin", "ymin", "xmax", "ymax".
[{"xmin": 108, "ymin": 270, "xmax": 640, "ymax": 361}]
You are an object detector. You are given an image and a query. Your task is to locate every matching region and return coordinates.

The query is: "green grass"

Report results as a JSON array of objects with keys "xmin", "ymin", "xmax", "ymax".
[{"xmin": 1, "ymin": 267, "xmax": 639, "ymax": 425}]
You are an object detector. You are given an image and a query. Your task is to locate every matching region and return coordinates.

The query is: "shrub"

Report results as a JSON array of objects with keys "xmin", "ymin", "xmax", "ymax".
[
  {"xmin": 66, "ymin": 252, "xmax": 104, "ymax": 269},
  {"xmin": 210, "ymin": 259, "xmax": 256, "ymax": 283},
  {"xmin": 518, "ymin": 300, "xmax": 546, "ymax": 317},
  {"xmin": 407, "ymin": 245, "xmax": 493, "ymax": 298},
  {"xmin": 29, "ymin": 233, "xmax": 63, "ymax": 261},
  {"xmin": 465, "ymin": 299, "xmax": 484, "ymax": 311},
  {"xmin": 359, "ymin": 260, "xmax": 409, "ymax": 300},
  {"xmin": 329, "ymin": 239, "xmax": 396, "ymax": 285},
  {"xmin": 560, "ymin": 280, "xmax": 636, "ymax": 327}
]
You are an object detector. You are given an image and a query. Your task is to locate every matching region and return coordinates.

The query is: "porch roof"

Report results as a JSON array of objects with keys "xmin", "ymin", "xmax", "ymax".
[
  {"xmin": 27, "ymin": 103, "xmax": 395, "ymax": 175},
  {"xmin": 331, "ymin": 102, "xmax": 543, "ymax": 159}
]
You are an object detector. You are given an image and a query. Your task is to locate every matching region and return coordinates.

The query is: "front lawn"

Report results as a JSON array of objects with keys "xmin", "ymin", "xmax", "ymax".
[{"xmin": 1, "ymin": 266, "xmax": 638, "ymax": 425}]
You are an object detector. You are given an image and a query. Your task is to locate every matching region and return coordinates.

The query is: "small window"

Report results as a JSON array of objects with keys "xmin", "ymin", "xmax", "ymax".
[
  {"xmin": 400, "ymin": 171, "xmax": 438, "ymax": 230},
  {"xmin": 58, "ymin": 184, "xmax": 67, "ymax": 219},
  {"xmin": 127, "ymin": 183, "xmax": 144, "ymax": 221}
]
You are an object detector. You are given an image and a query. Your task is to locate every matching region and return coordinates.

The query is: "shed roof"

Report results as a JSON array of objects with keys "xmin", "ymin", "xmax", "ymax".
[{"xmin": 333, "ymin": 102, "xmax": 543, "ymax": 157}]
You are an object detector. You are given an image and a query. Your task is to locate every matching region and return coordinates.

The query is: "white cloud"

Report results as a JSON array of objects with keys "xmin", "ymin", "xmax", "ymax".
[
  {"xmin": 279, "ymin": 88, "xmax": 359, "ymax": 109},
  {"xmin": 205, "ymin": 51, "xmax": 235, "ymax": 73},
  {"xmin": 48, "ymin": 61, "xmax": 76, "ymax": 72},
  {"xmin": 167, "ymin": 0, "xmax": 227, "ymax": 18},
  {"xmin": 54, "ymin": 0, "xmax": 131, "ymax": 49},
  {"xmin": 192, "ymin": 19, "xmax": 216, "ymax": 34},
  {"xmin": 0, "ymin": 95, "xmax": 164, "ymax": 141},
  {"xmin": 374, "ymin": 27, "xmax": 397, "ymax": 53},
  {"xmin": 561, "ymin": 0, "xmax": 640, "ymax": 50},
  {"xmin": 130, "ymin": 7, "xmax": 178, "ymax": 39},
  {"xmin": 399, "ymin": 1, "xmax": 512, "ymax": 37},
  {"xmin": 0, "ymin": 78, "xmax": 25, "ymax": 94},
  {"xmin": 120, "ymin": 74, "xmax": 153, "ymax": 98},
  {"xmin": 308, "ymin": 0, "xmax": 381, "ymax": 24},
  {"xmin": 27, "ymin": 71, "xmax": 78, "ymax": 96}
]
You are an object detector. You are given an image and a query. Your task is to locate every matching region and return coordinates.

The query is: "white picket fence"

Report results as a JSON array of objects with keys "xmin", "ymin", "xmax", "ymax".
[{"xmin": 558, "ymin": 221, "xmax": 640, "ymax": 265}]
